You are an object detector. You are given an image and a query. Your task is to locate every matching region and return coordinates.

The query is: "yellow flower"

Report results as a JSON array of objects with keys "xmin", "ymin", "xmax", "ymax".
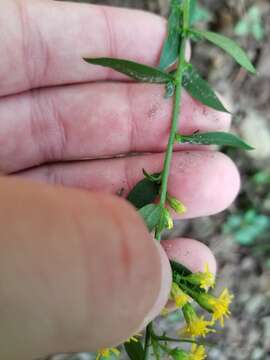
[
  {"xmin": 199, "ymin": 264, "xmax": 215, "ymax": 290},
  {"xmin": 181, "ymin": 304, "xmax": 215, "ymax": 338},
  {"xmin": 188, "ymin": 345, "xmax": 207, "ymax": 360},
  {"xmin": 180, "ymin": 316, "xmax": 215, "ymax": 338},
  {"xmin": 208, "ymin": 288, "xmax": 234, "ymax": 327},
  {"xmin": 186, "ymin": 264, "xmax": 215, "ymax": 291},
  {"xmin": 171, "ymin": 282, "xmax": 192, "ymax": 308},
  {"xmin": 96, "ymin": 348, "xmax": 120, "ymax": 360},
  {"xmin": 192, "ymin": 288, "xmax": 234, "ymax": 328}
]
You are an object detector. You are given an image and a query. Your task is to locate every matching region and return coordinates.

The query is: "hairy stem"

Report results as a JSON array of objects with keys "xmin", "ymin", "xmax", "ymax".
[
  {"xmin": 144, "ymin": 2, "xmax": 190, "ymax": 359},
  {"xmin": 144, "ymin": 2, "xmax": 191, "ymax": 359},
  {"xmin": 156, "ymin": 0, "xmax": 190, "ymax": 241}
]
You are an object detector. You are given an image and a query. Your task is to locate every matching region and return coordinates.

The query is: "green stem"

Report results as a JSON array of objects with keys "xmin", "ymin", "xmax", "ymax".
[
  {"xmin": 183, "ymin": 0, "xmax": 190, "ymax": 31},
  {"xmin": 143, "ymin": 323, "xmax": 152, "ymax": 360},
  {"xmin": 153, "ymin": 335, "xmax": 197, "ymax": 344},
  {"xmin": 156, "ymin": 0, "xmax": 190, "ymax": 241}
]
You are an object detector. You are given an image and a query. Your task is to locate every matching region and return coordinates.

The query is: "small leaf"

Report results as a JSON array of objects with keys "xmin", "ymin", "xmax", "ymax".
[
  {"xmin": 176, "ymin": 131, "xmax": 254, "ymax": 150},
  {"xmin": 124, "ymin": 341, "xmax": 144, "ymax": 360},
  {"xmin": 139, "ymin": 204, "xmax": 163, "ymax": 232},
  {"xmin": 182, "ymin": 64, "xmax": 229, "ymax": 113},
  {"xmin": 190, "ymin": 29, "xmax": 256, "ymax": 74},
  {"xmin": 159, "ymin": 0, "xmax": 182, "ymax": 70},
  {"xmin": 127, "ymin": 177, "xmax": 160, "ymax": 209},
  {"xmin": 190, "ymin": 4, "xmax": 211, "ymax": 25},
  {"xmin": 142, "ymin": 169, "xmax": 162, "ymax": 183},
  {"xmin": 235, "ymin": 6, "xmax": 265, "ymax": 42},
  {"xmin": 84, "ymin": 57, "xmax": 173, "ymax": 83}
]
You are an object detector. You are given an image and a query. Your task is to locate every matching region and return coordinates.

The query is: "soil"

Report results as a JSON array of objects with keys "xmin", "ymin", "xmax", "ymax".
[{"xmin": 52, "ymin": 1, "xmax": 270, "ymax": 359}]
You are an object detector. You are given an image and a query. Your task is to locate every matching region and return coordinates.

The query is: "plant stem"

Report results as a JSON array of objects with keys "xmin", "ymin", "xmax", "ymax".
[
  {"xmin": 144, "ymin": 3, "xmax": 191, "ymax": 359},
  {"xmin": 153, "ymin": 335, "xmax": 197, "ymax": 344},
  {"xmin": 143, "ymin": 323, "xmax": 152, "ymax": 360},
  {"xmin": 156, "ymin": 0, "xmax": 190, "ymax": 241}
]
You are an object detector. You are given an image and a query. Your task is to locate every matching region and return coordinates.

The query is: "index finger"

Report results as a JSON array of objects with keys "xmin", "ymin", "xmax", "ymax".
[{"xmin": 1, "ymin": 0, "xmax": 167, "ymax": 96}]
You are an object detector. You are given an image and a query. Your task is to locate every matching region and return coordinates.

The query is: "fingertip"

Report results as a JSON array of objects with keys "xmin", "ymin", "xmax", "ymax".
[
  {"xmin": 168, "ymin": 151, "xmax": 241, "ymax": 219},
  {"xmin": 161, "ymin": 238, "xmax": 217, "ymax": 275}
]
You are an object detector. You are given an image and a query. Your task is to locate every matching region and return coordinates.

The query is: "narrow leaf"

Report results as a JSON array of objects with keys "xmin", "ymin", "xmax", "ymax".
[
  {"xmin": 191, "ymin": 29, "xmax": 256, "ymax": 74},
  {"xmin": 176, "ymin": 131, "xmax": 254, "ymax": 150},
  {"xmin": 84, "ymin": 58, "xmax": 173, "ymax": 83},
  {"xmin": 182, "ymin": 64, "xmax": 229, "ymax": 113},
  {"xmin": 127, "ymin": 178, "xmax": 160, "ymax": 209},
  {"xmin": 124, "ymin": 341, "xmax": 144, "ymax": 360},
  {"xmin": 139, "ymin": 204, "xmax": 163, "ymax": 232},
  {"xmin": 159, "ymin": 0, "xmax": 182, "ymax": 70}
]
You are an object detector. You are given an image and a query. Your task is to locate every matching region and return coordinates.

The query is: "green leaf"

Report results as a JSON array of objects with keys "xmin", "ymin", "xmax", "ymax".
[
  {"xmin": 190, "ymin": 29, "xmax": 256, "ymax": 74},
  {"xmin": 182, "ymin": 64, "xmax": 229, "ymax": 113},
  {"xmin": 159, "ymin": 0, "xmax": 182, "ymax": 70},
  {"xmin": 191, "ymin": 4, "xmax": 211, "ymax": 25},
  {"xmin": 170, "ymin": 348, "xmax": 188, "ymax": 360},
  {"xmin": 84, "ymin": 58, "xmax": 173, "ymax": 83},
  {"xmin": 176, "ymin": 131, "xmax": 254, "ymax": 150},
  {"xmin": 139, "ymin": 204, "xmax": 163, "ymax": 232},
  {"xmin": 124, "ymin": 341, "xmax": 144, "ymax": 360},
  {"xmin": 235, "ymin": 6, "xmax": 265, "ymax": 41},
  {"xmin": 127, "ymin": 177, "xmax": 160, "ymax": 209}
]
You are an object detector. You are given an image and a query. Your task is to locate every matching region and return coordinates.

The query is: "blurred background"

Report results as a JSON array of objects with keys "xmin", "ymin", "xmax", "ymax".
[{"xmin": 53, "ymin": 1, "xmax": 270, "ymax": 359}]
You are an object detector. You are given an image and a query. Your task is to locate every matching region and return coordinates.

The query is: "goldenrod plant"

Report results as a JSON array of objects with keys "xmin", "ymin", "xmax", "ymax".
[{"xmin": 84, "ymin": 0, "xmax": 255, "ymax": 358}]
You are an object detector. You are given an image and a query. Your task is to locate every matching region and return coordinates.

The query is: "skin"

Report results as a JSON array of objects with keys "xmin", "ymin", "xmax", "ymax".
[{"xmin": 0, "ymin": 1, "xmax": 240, "ymax": 359}]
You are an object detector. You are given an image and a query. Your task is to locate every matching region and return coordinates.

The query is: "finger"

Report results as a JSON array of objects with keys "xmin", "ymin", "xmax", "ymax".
[
  {"xmin": 162, "ymin": 238, "xmax": 217, "ymax": 274},
  {"xmin": 17, "ymin": 151, "xmax": 240, "ymax": 219},
  {"xmin": 1, "ymin": 0, "xmax": 168, "ymax": 96},
  {"xmin": 0, "ymin": 83, "xmax": 230, "ymax": 173},
  {"xmin": 0, "ymin": 176, "xmax": 171, "ymax": 360}
]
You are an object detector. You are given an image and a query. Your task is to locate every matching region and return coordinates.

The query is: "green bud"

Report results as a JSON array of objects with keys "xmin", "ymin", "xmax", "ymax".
[
  {"xmin": 170, "ymin": 348, "xmax": 189, "ymax": 360},
  {"xmin": 167, "ymin": 194, "xmax": 187, "ymax": 214},
  {"xmin": 190, "ymin": 292, "xmax": 214, "ymax": 313},
  {"xmin": 164, "ymin": 207, "xmax": 174, "ymax": 229},
  {"xmin": 182, "ymin": 303, "xmax": 197, "ymax": 323},
  {"xmin": 156, "ymin": 207, "xmax": 174, "ymax": 233}
]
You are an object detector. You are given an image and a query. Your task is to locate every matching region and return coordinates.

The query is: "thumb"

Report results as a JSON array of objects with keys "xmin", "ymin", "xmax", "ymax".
[{"xmin": 0, "ymin": 177, "xmax": 171, "ymax": 360}]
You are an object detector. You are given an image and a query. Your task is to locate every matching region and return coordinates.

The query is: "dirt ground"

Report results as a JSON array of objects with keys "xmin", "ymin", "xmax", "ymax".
[{"xmin": 54, "ymin": 1, "xmax": 270, "ymax": 359}]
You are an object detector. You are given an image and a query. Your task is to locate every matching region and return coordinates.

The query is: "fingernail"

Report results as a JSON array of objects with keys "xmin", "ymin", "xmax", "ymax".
[{"xmin": 141, "ymin": 242, "xmax": 172, "ymax": 328}]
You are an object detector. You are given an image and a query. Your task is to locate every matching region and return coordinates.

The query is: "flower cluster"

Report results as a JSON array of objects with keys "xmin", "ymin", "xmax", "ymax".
[
  {"xmin": 95, "ymin": 264, "xmax": 233, "ymax": 359},
  {"xmin": 163, "ymin": 262, "xmax": 233, "ymax": 358}
]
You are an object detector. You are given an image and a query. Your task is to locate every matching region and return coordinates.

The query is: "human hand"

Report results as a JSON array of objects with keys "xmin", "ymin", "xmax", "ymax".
[{"xmin": 0, "ymin": 1, "xmax": 240, "ymax": 359}]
